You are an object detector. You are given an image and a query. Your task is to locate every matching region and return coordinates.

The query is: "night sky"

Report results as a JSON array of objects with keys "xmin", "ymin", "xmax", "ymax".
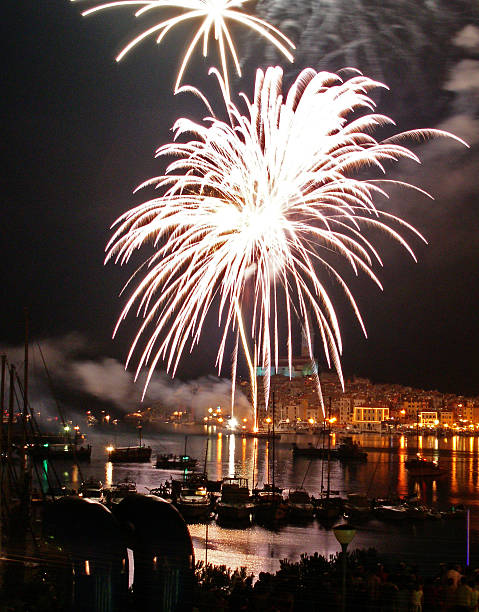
[{"xmin": 2, "ymin": 0, "xmax": 479, "ymax": 405}]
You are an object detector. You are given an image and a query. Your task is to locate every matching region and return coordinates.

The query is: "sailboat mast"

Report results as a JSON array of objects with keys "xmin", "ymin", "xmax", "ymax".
[
  {"xmin": 203, "ymin": 437, "xmax": 209, "ymax": 475},
  {"xmin": 272, "ymin": 392, "xmax": 275, "ymax": 494},
  {"xmin": 327, "ymin": 396, "xmax": 332, "ymax": 499},
  {"xmin": 416, "ymin": 409, "xmax": 419, "ymax": 455},
  {"xmin": 0, "ymin": 355, "xmax": 5, "ymax": 458},
  {"xmin": 23, "ymin": 309, "xmax": 28, "ymax": 450},
  {"xmin": 7, "ymin": 366, "xmax": 14, "ymax": 462}
]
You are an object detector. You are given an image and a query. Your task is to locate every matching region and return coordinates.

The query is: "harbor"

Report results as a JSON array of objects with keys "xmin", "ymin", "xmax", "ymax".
[{"xmin": 35, "ymin": 427, "xmax": 477, "ymax": 575}]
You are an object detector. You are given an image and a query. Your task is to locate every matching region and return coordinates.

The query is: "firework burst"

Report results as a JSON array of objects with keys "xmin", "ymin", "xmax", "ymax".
[
  {"xmin": 71, "ymin": 0, "xmax": 295, "ymax": 96},
  {"xmin": 106, "ymin": 66, "xmax": 465, "ymax": 425}
]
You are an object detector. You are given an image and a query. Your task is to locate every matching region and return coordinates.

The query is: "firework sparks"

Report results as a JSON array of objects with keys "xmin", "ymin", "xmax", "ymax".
[
  {"xmin": 71, "ymin": 0, "xmax": 295, "ymax": 96},
  {"xmin": 105, "ymin": 66, "xmax": 466, "ymax": 426}
]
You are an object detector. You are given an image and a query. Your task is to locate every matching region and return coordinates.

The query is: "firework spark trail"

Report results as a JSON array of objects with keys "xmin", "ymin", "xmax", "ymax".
[
  {"xmin": 71, "ymin": 0, "xmax": 295, "ymax": 96},
  {"xmin": 105, "ymin": 66, "xmax": 466, "ymax": 427}
]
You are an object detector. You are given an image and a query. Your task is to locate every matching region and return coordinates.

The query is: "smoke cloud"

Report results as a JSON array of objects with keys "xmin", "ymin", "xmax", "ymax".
[{"xmin": 0, "ymin": 333, "xmax": 252, "ymax": 422}]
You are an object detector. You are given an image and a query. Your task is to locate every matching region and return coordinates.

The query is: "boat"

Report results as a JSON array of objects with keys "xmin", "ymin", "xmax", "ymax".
[
  {"xmin": 313, "ymin": 495, "xmax": 344, "ymax": 523},
  {"xmin": 78, "ymin": 478, "xmax": 105, "ymax": 503},
  {"xmin": 291, "ymin": 438, "xmax": 367, "ymax": 462},
  {"xmin": 343, "ymin": 493, "xmax": 372, "ymax": 523},
  {"xmin": 286, "ymin": 489, "xmax": 315, "ymax": 522},
  {"xmin": 405, "ymin": 454, "xmax": 446, "ymax": 478},
  {"xmin": 240, "ymin": 430, "xmax": 281, "ymax": 440},
  {"xmin": 44, "ymin": 486, "xmax": 77, "ymax": 501},
  {"xmin": 104, "ymin": 478, "xmax": 137, "ymax": 506},
  {"xmin": 405, "ymin": 411, "xmax": 445, "ymax": 478},
  {"xmin": 374, "ymin": 503, "xmax": 409, "ymax": 521},
  {"xmin": 440, "ymin": 504, "xmax": 467, "ymax": 520},
  {"xmin": 254, "ymin": 490, "xmax": 288, "ymax": 525},
  {"xmin": 216, "ymin": 477, "xmax": 255, "ymax": 524},
  {"xmin": 335, "ymin": 437, "xmax": 368, "ymax": 462},
  {"xmin": 155, "ymin": 453, "xmax": 198, "ymax": 470},
  {"xmin": 27, "ymin": 442, "xmax": 92, "ymax": 462},
  {"xmin": 175, "ymin": 484, "xmax": 212, "ymax": 522},
  {"xmin": 107, "ymin": 445, "xmax": 152, "ymax": 463},
  {"xmin": 291, "ymin": 442, "xmax": 328, "ymax": 458},
  {"xmin": 171, "ymin": 471, "xmax": 222, "ymax": 495}
]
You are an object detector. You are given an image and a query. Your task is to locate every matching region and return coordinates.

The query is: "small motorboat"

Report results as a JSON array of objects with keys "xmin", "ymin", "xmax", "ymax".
[
  {"xmin": 105, "ymin": 478, "xmax": 137, "ymax": 506},
  {"xmin": 286, "ymin": 489, "xmax": 315, "ymax": 522},
  {"xmin": 175, "ymin": 484, "xmax": 212, "ymax": 522},
  {"xmin": 335, "ymin": 438, "xmax": 368, "ymax": 463},
  {"xmin": 405, "ymin": 454, "xmax": 446, "ymax": 478},
  {"xmin": 216, "ymin": 477, "xmax": 255, "ymax": 525},
  {"xmin": 155, "ymin": 453, "xmax": 198, "ymax": 470},
  {"xmin": 78, "ymin": 478, "xmax": 105, "ymax": 503}
]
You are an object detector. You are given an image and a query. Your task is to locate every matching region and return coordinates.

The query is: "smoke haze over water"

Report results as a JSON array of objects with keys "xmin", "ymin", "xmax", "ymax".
[{"xmin": 0, "ymin": 333, "xmax": 252, "ymax": 422}]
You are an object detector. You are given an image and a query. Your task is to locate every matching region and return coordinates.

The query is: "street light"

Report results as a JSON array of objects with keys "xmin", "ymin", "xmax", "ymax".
[{"xmin": 333, "ymin": 524, "xmax": 356, "ymax": 612}]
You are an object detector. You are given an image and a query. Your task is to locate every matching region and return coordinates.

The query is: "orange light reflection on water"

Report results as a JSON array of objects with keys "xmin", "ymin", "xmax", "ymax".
[
  {"xmin": 71, "ymin": 464, "xmax": 79, "ymax": 487},
  {"xmin": 451, "ymin": 437, "xmax": 458, "ymax": 495},
  {"xmin": 228, "ymin": 434, "xmax": 235, "ymax": 477},
  {"xmin": 105, "ymin": 461, "xmax": 113, "ymax": 487},
  {"xmin": 398, "ymin": 454, "xmax": 407, "ymax": 496},
  {"xmin": 216, "ymin": 434, "xmax": 223, "ymax": 480}
]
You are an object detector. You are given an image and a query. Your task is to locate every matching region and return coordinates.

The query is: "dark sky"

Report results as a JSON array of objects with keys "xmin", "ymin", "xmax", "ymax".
[{"xmin": 2, "ymin": 0, "xmax": 479, "ymax": 399}]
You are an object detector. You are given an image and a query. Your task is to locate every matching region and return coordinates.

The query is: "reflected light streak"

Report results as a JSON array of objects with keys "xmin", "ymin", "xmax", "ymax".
[
  {"xmin": 264, "ymin": 442, "xmax": 269, "ymax": 485},
  {"xmin": 451, "ymin": 447, "xmax": 458, "ymax": 495},
  {"xmin": 397, "ymin": 456, "xmax": 407, "ymax": 495},
  {"xmin": 252, "ymin": 437, "xmax": 258, "ymax": 488},
  {"xmin": 105, "ymin": 461, "xmax": 113, "ymax": 487},
  {"xmin": 72, "ymin": 464, "xmax": 79, "ymax": 486},
  {"xmin": 216, "ymin": 433, "xmax": 223, "ymax": 480},
  {"xmin": 228, "ymin": 433, "xmax": 235, "ymax": 477}
]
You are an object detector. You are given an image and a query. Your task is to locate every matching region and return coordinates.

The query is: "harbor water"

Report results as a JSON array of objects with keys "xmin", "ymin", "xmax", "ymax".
[{"xmin": 50, "ymin": 428, "xmax": 479, "ymax": 576}]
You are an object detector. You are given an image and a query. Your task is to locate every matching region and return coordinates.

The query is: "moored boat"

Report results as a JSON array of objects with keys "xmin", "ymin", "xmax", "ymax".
[
  {"xmin": 286, "ymin": 489, "xmax": 315, "ymax": 522},
  {"xmin": 216, "ymin": 477, "xmax": 255, "ymax": 525},
  {"xmin": 336, "ymin": 437, "xmax": 368, "ymax": 462},
  {"xmin": 405, "ymin": 454, "xmax": 446, "ymax": 478},
  {"xmin": 253, "ymin": 487, "xmax": 288, "ymax": 525},
  {"xmin": 374, "ymin": 504, "xmax": 409, "ymax": 521},
  {"xmin": 343, "ymin": 493, "xmax": 372, "ymax": 523},
  {"xmin": 155, "ymin": 453, "xmax": 198, "ymax": 470},
  {"xmin": 27, "ymin": 442, "xmax": 92, "ymax": 462},
  {"xmin": 105, "ymin": 478, "xmax": 137, "ymax": 506},
  {"xmin": 175, "ymin": 484, "xmax": 212, "ymax": 522},
  {"xmin": 314, "ymin": 495, "xmax": 344, "ymax": 523},
  {"xmin": 291, "ymin": 442, "xmax": 328, "ymax": 458},
  {"xmin": 78, "ymin": 478, "xmax": 105, "ymax": 503},
  {"xmin": 107, "ymin": 445, "xmax": 152, "ymax": 463}
]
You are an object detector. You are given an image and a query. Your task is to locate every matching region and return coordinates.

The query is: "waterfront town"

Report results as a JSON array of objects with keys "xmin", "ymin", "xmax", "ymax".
[{"xmin": 123, "ymin": 358, "xmax": 479, "ymax": 436}]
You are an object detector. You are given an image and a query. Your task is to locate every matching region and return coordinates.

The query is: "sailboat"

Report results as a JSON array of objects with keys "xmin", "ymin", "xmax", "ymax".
[{"xmin": 253, "ymin": 393, "xmax": 288, "ymax": 525}]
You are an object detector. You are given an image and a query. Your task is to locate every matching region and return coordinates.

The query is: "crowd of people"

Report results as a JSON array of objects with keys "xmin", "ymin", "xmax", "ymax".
[{"xmin": 194, "ymin": 549, "xmax": 479, "ymax": 611}]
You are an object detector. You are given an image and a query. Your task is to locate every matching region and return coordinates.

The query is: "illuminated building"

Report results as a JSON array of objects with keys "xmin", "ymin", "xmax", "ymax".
[{"xmin": 352, "ymin": 406, "xmax": 390, "ymax": 432}]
